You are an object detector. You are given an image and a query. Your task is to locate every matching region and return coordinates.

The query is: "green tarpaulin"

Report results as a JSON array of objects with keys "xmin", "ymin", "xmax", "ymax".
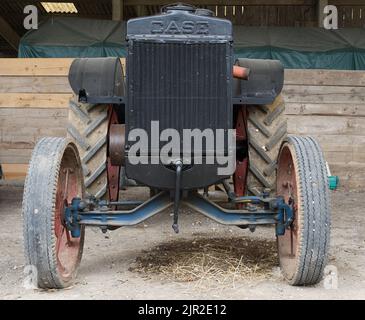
[
  {"xmin": 234, "ymin": 27, "xmax": 365, "ymax": 70},
  {"xmin": 19, "ymin": 17, "xmax": 126, "ymax": 58},
  {"xmin": 19, "ymin": 17, "xmax": 365, "ymax": 70}
]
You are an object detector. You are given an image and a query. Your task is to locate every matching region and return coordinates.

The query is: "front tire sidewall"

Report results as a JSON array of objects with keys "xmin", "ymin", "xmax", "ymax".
[{"xmin": 23, "ymin": 138, "xmax": 85, "ymax": 289}]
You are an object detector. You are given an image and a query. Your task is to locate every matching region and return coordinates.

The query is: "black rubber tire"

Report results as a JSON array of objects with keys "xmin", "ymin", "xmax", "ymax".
[
  {"xmin": 67, "ymin": 97, "xmax": 109, "ymax": 199},
  {"xmin": 277, "ymin": 136, "xmax": 331, "ymax": 286},
  {"xmin": 247, "ymin": 95, "xmax": 287, "ymax": 195},
  {"xmin": 23, "ymin": 137, "xmax": 85, "ymax": 289}
]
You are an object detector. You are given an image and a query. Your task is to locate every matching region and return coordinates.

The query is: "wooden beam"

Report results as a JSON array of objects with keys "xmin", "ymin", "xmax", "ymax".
[
  {"xmin": 330, "ymin": 0, "xmax": 365, "ymax": 6},
  {"xmin": 285, "ymin": 69, "xmax": 365, "ymax": 87},
  {"xmin": 112, "ymin": 0, "xmax": 124, "ymax": 21},
  {"xmin": 0, "ymin": 58, "xmax": 126, "ymax": 77},
  {"xmin": 124, "ymin": 0, "xmax": 316, "ymax": 5},
  {"xmin": 136, "ymin": 5, "xmax": 148, "ymax": 17},
  {"xmin": 0, "ymin": 93, "xmax": 72, "ymax": 109},
  {"xmin": 0, "ymin": 17, "xmax": 20, "ymax": 51},
  {"xmin": 0, "ymin": 58, "xmax": 73, "ymax": 76},
  {"xmin": 1, "ymin": 164, "xmax": 28, "ymax": 181},
  {"xmin": 0, "ymin": 76, "xmax": 71, "ymax": 94}
]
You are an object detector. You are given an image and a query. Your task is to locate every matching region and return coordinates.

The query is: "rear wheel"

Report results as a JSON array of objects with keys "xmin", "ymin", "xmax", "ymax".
[
  {"xmin": 277, "ymin": 136, "xmax": 331, "ymax": 286},
  {"xmin": 247, "ymin": 95, "xmax": 287, "ymax": 195},
  {"xmin": 67, "ymin": 97, "xmax": 109, "ymax": 199},
  {"xmin": 23, "ymin": 137, "xmax": 85, "ymax": 289}
]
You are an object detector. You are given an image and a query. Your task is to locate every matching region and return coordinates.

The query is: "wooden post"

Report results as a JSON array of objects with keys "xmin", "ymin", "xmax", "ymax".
[
  {"xmin": 318, "ymin": 0, "xmax": 329, "ymax": 28},
  {"xmin": 137, "ymin": 5, "xmax": 148, "ymax": 17},
  {"xmin": 112, "ymin": 0, "xmax": 124, "ymax": 21}
]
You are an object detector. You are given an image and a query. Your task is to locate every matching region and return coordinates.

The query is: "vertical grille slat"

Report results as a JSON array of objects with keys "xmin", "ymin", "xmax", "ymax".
[{"xmin": 127, "ymin": 41, "xmax": 232, "ymax": 153}]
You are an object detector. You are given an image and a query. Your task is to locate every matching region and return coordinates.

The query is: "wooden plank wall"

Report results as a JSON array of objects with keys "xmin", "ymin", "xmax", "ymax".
[
  {"xmin": 0, "ymin": 59, "xmax": 72, "ymax": 166},
  {"xmin": 283, "ymin": 70, "xmax": 365, "ymax": 190},
  {"xmin": 0, "ymin": 58, "xmax": 364, "ymax": 190},
  {"xmin": 208, "ymin": 5, "xmax": 317, "ymax": 27},
  {"xmin": 336, "ymin": 5, "xmax": 365, "ymax": 28},
  {"xmin": 205, "ymin": 4, "xmax": 365, "ymax": 27},
  {"xmin": 211, "ymin": 4, "xmax": 364, "ymax": 27}
]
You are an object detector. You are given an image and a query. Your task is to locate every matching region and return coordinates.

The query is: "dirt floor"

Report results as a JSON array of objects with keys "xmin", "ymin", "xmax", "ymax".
[{"xmin": 0, "ymin": 185, "xmax": 364, "ymax": 300}]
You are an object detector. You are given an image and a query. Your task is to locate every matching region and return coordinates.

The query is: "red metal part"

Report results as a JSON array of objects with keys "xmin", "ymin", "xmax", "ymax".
[
  {"xmin": 54, "ymin": 162, "xmax": 82, "ymax": 280},
  {"xmin": 233, "ymin": 65, "xmax": 250, "ymax": 80},
  {"xmin": 109, "ymin": 124, "xmax": 125, "ymax": 166},
  {"xmin": 276, "ymin": 143, "xmax": 299, "ymax": 278},
  {"xmin": 107, "ymin": 106, "xmax": 121, "ymax": 202},
  {"xmin": 233, "ymin": 107, "xmax": 249, "ymax": 198}
]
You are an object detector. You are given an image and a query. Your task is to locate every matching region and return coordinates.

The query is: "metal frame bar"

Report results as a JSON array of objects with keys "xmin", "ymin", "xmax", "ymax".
[
  {"xmin": 77, "ymin": 192, "xmax": 173, "ymax": 227},
  {"xmin": 82, "ymin": 96, "xmax": 270, "ymax": 106},
  {"xmin": 182, "ymin": 193, "xmax": 278, "ymax": 226},
  {"xmin": 67, "ymin": 192, "xmax": 290, "ymax": 231},
  {"xmin": 81, "ymin": 96, "xmax": 125, "ymax": 105}
]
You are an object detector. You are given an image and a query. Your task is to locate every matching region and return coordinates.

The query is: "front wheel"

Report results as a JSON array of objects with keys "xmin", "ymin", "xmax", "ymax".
[
  {"xmin": 276, "ymin": 136, "xmax": 331, "ymax": 286},
  {"xmin": 23, "ymin": 137, "xmax": 85, "ymax": 289}
]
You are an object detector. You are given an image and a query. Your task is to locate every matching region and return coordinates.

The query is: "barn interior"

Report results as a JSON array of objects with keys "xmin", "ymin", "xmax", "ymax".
[{"xmin": 0, "ymin": 0, "xmax": 364, "ymax": 300}]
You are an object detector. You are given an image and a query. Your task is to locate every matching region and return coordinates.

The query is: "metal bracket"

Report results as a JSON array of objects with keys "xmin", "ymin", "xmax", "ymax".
[
  {"xmin": 64, "ymin": 197, "xmax": 82, "ymax": 238},
  {"xmin": 172, "ymin": 160, "xmax": 183, "ymax": 234},
  {"xmin": 274, "ymin": 196, "xmax": 294, "ymax": 236},
  {"xmin": 79, "ymin": 94, "xmax": 125, "ymax": 105}
]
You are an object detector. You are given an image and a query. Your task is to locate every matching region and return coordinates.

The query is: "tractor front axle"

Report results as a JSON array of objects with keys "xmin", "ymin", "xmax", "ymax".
[{"xmin": 64, "ymin": 191, "xmax": 293, "ymax": 237}]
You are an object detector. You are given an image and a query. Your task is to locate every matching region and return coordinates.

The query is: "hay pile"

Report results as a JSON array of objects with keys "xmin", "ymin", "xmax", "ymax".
[{"xmin": 129, "ymin": 237, "xmax": 279, "ymax": 289}]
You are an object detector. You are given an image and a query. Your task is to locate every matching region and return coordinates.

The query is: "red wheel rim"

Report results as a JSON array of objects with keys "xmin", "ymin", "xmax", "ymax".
[
  {"xmin": 233, "ymin": 107, "xmax": 248, "ymax": 198},
  {"xmin": 107, "ymin": 106, "xmax": 120, "ymax": 202},
  {"xmin": 276, "ymin": 143, "xmax": 300, "ymax": 279},
  {"xmin": 54, "ymin": 147, "xmax": 83, "ymax": 281}
]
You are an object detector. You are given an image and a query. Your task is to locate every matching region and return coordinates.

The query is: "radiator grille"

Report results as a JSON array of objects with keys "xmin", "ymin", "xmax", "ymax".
[{"xmin": 127, "ymin": 41, "xmax": 232, "ymax": 153}]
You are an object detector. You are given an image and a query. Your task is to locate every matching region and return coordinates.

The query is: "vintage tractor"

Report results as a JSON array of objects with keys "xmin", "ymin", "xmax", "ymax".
[{"xmin": 23, "ymin": 4, "xmax": 330, "ymax": 289}]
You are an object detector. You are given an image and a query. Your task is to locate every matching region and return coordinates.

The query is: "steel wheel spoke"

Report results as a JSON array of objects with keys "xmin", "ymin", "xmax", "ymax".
[
  {"xmin": 63, "ymin": 168, "xmax": 70, "ymax": 202},
  {"xmin": 56, "ymin": 226, "xmax": 65, "ymax": 255}
]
